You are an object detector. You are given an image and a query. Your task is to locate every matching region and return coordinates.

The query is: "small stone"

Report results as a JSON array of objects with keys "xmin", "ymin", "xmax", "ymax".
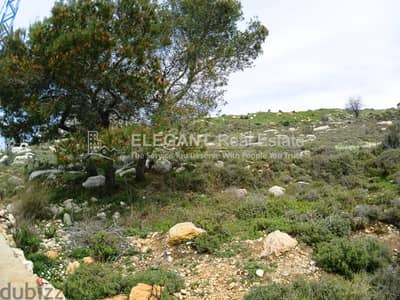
[
  {"xmin": 66, "ymin": 261, "xmax": 80, "ymax": 275},
  {"xmin": 82, "ymin": 175, "xmax": 106, "ymax": 188},
  {"xmin": 91, "ymin": 197, "xmax": 98, "ymax": 203},
  {"xmin": 215, "ymin": 161, "xmax": 224, "ymax": 168},
  {"xmin": 268, "ymin": 186, "xmax": 286, "ymax": 197},
  {"xmin": 256, "ymin": 269, "xmax": 264, "ymax": 278},
  {"xmin": 112, "ymin": 212, "xmax": 120, "ymax": 221},
  {"xmin": 97, "ymin": 212, "xmax": 107, "ymax": 220},
  {"xmin": 45, "ymin": 250, "xmax": 60, "ymax": 260},
  {"xmin": 83, "ymin": 256, "xmax": 95, "ymax": 264},
  {"xmin": 63, "ymin": 213, "xmax": 73, "ymax": 226}
]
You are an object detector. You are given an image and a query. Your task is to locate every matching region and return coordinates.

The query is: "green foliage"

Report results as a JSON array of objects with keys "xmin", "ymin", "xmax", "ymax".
[
  {"xmin": 192, "ymin": 234, "xmax": 222, "ymax": 254},
  {"xmin": 0, "ymin": 0, "xmax": 267, "ymax": 141},
  {"xmin": 244, "ymin": 277, "xmax": 350, "ymax": 300},
  {"xmin": 170, "ymin": 170, "xmax": 207, "ymax": 192},
  {"xmin": 382, "ymin": 121, "xmax": 400, "ymax": 149},
  {"xmin": 27, "ymin": 253, "xmax": 63, "ymax": 284},
  {"xmin": 370, "ymin": 264, "xmax": 400, "ymax": 300},
  {"xmin": 122, "ymin": 268, "xmax": 184, "ymax": 295},
  {"xmin": 44, "ymin": 224, "xmax": 58, "ymax": 239},
  {"xmin": 15, "ymin": 188, "xmax": 51, "ymax": 221},
  {"xmin": 69, "ymin": 247, "xmax": 93, "ymax": 259},
  {"xmin": 88, "ymin": 231, "xmax": 120, "ymax": 262},
  {"xmin": 13, "ymin": 227, "xmax": 41, "ymax": 255},
  {"xmin": 314, "ymin": 237, "xmax": 392, "ymax": 278},
  {"xmin": 64, "ymin": 263, "xmax": 124, "ymax": 300}
]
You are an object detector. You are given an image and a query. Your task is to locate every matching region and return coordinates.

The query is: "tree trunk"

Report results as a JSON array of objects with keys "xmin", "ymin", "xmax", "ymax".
[
  {"xmin": 105, "ymin": 161, "xmax": 116, "ymax": 189},
  {"xmin": 136, "ymin": 154, "xmax": 147, "ymax": 182}
]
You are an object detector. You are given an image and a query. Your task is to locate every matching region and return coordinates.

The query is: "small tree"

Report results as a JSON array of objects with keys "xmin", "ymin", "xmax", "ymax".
[{"xmin": 346, "ymin": 96, "xmax": 363, "ymax": 118}]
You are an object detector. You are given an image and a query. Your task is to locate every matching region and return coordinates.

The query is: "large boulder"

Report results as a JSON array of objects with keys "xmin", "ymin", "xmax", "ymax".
[
  {"xmin": 261, "ymin": 230, "xmax": 298, "ymax": 257},
  {"xmin": 82, "ymin": 175, "xmax": 106, "ymax": 188},
  {"xmin": 29, "ymin": 169, "xmax": 62, "ymax": 181},
  {"xmin": 167, "ymin": 222, "xmax": 206, "ymax": 245},
  {"xmin": 129, "ymin": 284, "xmax": 162, "ymax": 300},
  {"xmin": 153, "ymin": 159, "xmax": 172, "ymax": 174},
  {"xmin": 268, "ymin": 186, "xmax": 286, "ymax": 197}
]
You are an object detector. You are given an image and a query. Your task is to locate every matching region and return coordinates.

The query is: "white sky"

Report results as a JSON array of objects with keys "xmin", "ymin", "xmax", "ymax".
[{"xmin": 13, "ymin": 0, "xmax": 400, "ymax": 114}]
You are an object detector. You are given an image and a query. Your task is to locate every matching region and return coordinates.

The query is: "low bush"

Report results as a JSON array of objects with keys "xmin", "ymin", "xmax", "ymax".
[
  {"xmin": 27, "ymin": 253, "xmax": 63, "ymax": 285},
  {"xmin": 314, "ymin": 237, "xmax": 392, "ymax": 278},
  {"xmin": 172, "ymin": 170, "xmax": 207, "ymax": 192},
  {"xmin": 13, "ymin": 227, "xmax": 41, "ymax": 255},
  {"xmin": 370, "ymin": 264, "xmax": 400, "ymax": 300},
  {"xmin": 122, "ymin": 268, "xmax": 184, "ymax": 295},
  {"xmin": 244, "ymin": 277, "xmax": 350, "ymax": 300},
  {"xmin": 64, "ymin": 264, "xmax": 124, "ymax": 300},
  {"xmin": 15, "ymin": 188, "xmax": 51, "ymax": 221},
  {"xmin": 192, "ymin": 234, "xmax": 222, "ymax": 254},
  {"xmin": 382, "ymin": 121, "xmax": 400, "ymax": 149},
  {"xmin": 88, "ymin": 231, "xmax": 120, "ymax": 262},
  {"xmin": 69, "ymin": 247, "xmax": 93, "ymax": 259}
]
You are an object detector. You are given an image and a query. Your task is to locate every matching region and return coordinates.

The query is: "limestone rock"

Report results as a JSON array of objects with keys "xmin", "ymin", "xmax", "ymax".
[
  {"xmin": 0, "ymin": 155, "xmax": 8, "ymax": 164},
  {"xmin": 66, "ymin": 261, "xmax": 80, "ymax": 275},
  {"xmin": 215, "ymin": 161, "xmax": 224, "ymax": 168},
  {"xmin": 45, "ymin": 250, "xmax": 60, "ymax": 260},
  {"xmin": 153, "ymin": 159, "xmax": 172, "ymax": 174},
  {"xmin": 63, "ymin": 213, "xmax": 73, "ymax": 226},
  {"xmin": 224, "ymin": 187, "xmax": 248, "ymax": 199},
  {"xmin": 268, "ymin": 186, "xmax": 286, "ymax": 197},
  {"xmin": 116, "ymin": 168, "xmax": 136, "ymax": 177},
  {"xmin": 29, "ymin": 169, "xmax": 62, "ymax": 181},
  {"xmin": 82, "ymin": 175, "xmax": 106, "ymax": 188},
  {"xmin": 168, "ymin": 222, "xmax": 206, "ymax": 245},
  {"xmin": 129, "ymin": 284, "xmax": 163, "ymax": 300},
  {"xmin": 83, "ymin": 256, "xmax": 95, "ymax": 264},
  {"xmin": 313, "ymin": 125, "xmax": 330, "ymax": 132},
  {"xmin": 261, "ymin": 230, "xmax": 298, "ymax": 257}
]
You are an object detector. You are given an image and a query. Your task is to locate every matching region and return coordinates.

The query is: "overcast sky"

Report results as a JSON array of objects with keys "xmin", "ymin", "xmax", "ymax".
[{"xmin": 13, "ymin": 0, "xmax": 400, "ymax": 114}]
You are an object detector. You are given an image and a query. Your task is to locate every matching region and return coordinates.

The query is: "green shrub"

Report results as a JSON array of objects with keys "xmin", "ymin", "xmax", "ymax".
[
  {"xmin": 244, "ymin": 277, "xmax": 350, "ymax": 300},
  {"xmin": 13, "ymin": 227, "xmax": 41, "ymax": 255},
  {"xmin": 15, "ymin": 188, "xmax": 51, "ymax": 221},
  {"xmin": 235, "ymin": 201, "xmax": 269, "ymax": 220},
  {"xmin": 27, "ymin": 253, "xmax": 63, "ymax": 285},
  {"xmin": 44, "ymin": 224, "xmax": 58, "ymax": 239},
  {"xmin": 192, "ymin": 234, "xmax": 223, "ymax": 254},
  {"xmin": 370, "ymin": 264, "xmax": 400, "ymax": 300},
  {"xmin": 173, "ymin": 170, "xmax": 207, "ymax": 192},
  {"xmin": 64, "ymin": 263, "xmax": 123, "ymax": 300},
  {"xmin": 294, "ymin": 222, "xmax": 333, "ymax": 245},
  {"xmin": 382, "ymin": 121, "xmax": 400, "ymax": 149},
  {"xmin": 69, "ymin": 247, "xmax": 93, "ymax": 259},
  {"xmin": 122, "ymin": 268, "xmax": 184, "ymax": 295},
  {"xmin": 88, "ymin": 231, "xmax": 120, "ymax": 262},
  {"xmin": 322, "ymin": 214, "xmax": 352, "ymax": 237},
  {"xmin": 315, "ymin": 237, "xmax": 392, "ymax": 278}
]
